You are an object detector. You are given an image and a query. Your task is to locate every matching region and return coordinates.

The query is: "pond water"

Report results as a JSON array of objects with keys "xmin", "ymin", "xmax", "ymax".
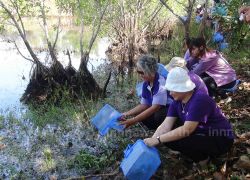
[
  {"xmin": 0, "ymin": 37, "xmax": 118, "ymax": 179},
  {"xmin": 0, "ymin": 37, "xmax": 110, "ymax": 113}
]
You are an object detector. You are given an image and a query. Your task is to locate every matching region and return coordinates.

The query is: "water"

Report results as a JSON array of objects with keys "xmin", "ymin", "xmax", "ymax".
[
  {"xmin": 0, "ymin": 37, "xmax": 112, "ymax": 179},
  {"xmin": 0, "ymin": 41, "xmax": 31, "ymax": 112},
  {"xmin": 0, "ymin": 37, "xmax": 110, "ymax": 112}
]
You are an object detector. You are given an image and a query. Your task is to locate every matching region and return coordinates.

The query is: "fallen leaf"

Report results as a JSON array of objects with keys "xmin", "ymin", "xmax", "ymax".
[
  {"xmin": 213, "ymin": 172, "xmax": 226, "ymax": 180},
  {"xmin": 234, "ymin": 155, "xmax": 250, "ymax": 171},
  {"xmin": 49, "ymin": 175, "xmax": 57, "ymax": 180},
  {"xmin": 0, "ymin": 143, "xmax": 6, "ymax": 150},
  {"xmin": 239, "ymin": 132, "xmax": 250, "ymax": 139},
  {"xmin": 247, "ymin": 148, "xmax": 250, "ymax": 154}
]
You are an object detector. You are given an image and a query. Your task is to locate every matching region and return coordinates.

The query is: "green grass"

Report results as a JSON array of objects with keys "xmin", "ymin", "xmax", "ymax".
[
  {"xmin": 68, "ymin": 136, "xmax": 130, "ymax": 174},
  {"xmin": 70, "ymin": 150, "xmax": 108, "ymax": 171},
  {"xmin": 19, "ymin": 74, "xmax": 138, "ymax": 128},
  {"xmin": 22, "ymin": 103, "xmax": 78, "ymax": 128},
  {"xmin": 35, "ymin": 147, "xmax": 57, "ymax": 172},
  {"xmin": 0, "ymin": 115, "xmax": 4, "ymax": 129}
]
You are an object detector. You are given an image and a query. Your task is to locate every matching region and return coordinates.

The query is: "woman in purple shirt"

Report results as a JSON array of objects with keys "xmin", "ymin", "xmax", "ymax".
[
  {"xmin": 188, "ymin": 37, "xmax": 237, "ymax": 98},
  {"xmin": 144, "ymin": 67, "xmax": 234, "ymax": 165},
  {"xmin": 121, "ymin": 55, "xmax": 169, "ymax": 130}
]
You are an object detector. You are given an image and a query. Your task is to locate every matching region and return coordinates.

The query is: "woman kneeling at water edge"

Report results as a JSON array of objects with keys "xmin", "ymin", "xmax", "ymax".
[
  {"xmin": 144, "ymin": 67, "xmax": 234, "ymax": 165},
  {"xmin": 121, "ymin": 55, "xmax": 169, "ymax": 130}
]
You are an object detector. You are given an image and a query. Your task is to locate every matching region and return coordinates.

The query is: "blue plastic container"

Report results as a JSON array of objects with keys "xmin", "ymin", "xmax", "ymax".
[
  {"xmin": 157, "ymin": 63, "xmax": 168, "ymax": 78},
  {"xmin": 120, "ymin": 139, "xmax": 161, "ymax": 180},
  {"xmin": 90, "ymin": 104, "xmax": 124, "ymax": 136},
  {"xmin": 219, "ymin": 42, "xmax": 228, "ymax": 50},
  {"xmin": 213, "ymin": 32, "xmax": 224, "ymax": 43}
]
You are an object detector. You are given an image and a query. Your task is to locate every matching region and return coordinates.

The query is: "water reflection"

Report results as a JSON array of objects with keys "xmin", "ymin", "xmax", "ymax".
[
  {"xmin": 0, "ymin": 37, "xmax": 110, "ymax": 112},
  {"xmin": 0, "ymin": 41, "xmax": 31, "ymax": 112}
]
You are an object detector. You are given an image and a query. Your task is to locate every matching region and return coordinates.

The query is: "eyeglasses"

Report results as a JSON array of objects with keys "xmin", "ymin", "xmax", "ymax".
[{"xmin": 137, "ymin": 70, "xmax": 144, "ymax": 75}]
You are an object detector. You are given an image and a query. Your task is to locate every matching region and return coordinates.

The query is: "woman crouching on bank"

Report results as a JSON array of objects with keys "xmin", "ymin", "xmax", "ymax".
[{"xmin": 144, "ymin": 67, "xmax": 234, "ymax": 165}]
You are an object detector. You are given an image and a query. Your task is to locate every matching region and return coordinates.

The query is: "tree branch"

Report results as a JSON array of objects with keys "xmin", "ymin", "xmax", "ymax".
[
  {"xmin": 40, "ymin": 0, "xmax": 57, "ymax": 61},
  {"xmin": 141, "ymin": 4, "xmax": 163, "ymax": 34},
  {"xmin": 159, "ymin": 0, "xmax": 185, "ymax": 24},
  {"xmin": 0, "ymin": 0, "xmax": 40, "ymax": 64},
  {"xmin": 102, "ymin": 71, "xmax": 111, "ymax": 98},
  {"xmin": 12, "ymin": 40, "xmax": 34, "ymax": 62},
  {"xmin": 87, "ymin": 1, "xmax": 108, "ymax": 54},
  {"xmin": 10, "ymin": 0, "xmax": 26, "ymax": 38},
  {"xmin": 52, "ymin": 15, "xmax": 61, "ymax": 51},
  {"xmin": 199, "ymin": 0, "xmax": 208, "ymax": 37},
  {"xmin": 175, "ymin": 0, "xmax": 187, "ymax": 9},
  {"xmin": 66, "ymin": 49, "xmax": 72, "ymax": 67},
  {"xmin": 77, "ymin": 0, "xmax": 84, "ymax": 58}
]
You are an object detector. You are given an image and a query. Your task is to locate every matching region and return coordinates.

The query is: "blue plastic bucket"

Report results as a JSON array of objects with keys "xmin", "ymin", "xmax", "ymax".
[
  {"xmin": 90, "ymin": 104, "xmax": 124, "ymax": 136},
  {"xmin": 120, "ymin": 139, "xmax": 161, "ymax": 180}
]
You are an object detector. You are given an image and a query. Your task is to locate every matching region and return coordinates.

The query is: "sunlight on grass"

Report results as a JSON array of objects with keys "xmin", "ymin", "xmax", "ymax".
[{"xmin": 36, "ymin": 147, "xmax": 56, "ymax": 172}]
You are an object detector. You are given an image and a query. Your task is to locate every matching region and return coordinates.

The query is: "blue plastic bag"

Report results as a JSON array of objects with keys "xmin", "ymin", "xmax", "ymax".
[
  {"xmin": 213, "ymin": 32, "xmax": 224, "ymax": 43},
  {"xmin": 219, "ymin": 42, "xmax": 228, "ymax": 50},
  {"xmin": 195, "ymin": 16, "xmax": 203, "ymax": 23}
]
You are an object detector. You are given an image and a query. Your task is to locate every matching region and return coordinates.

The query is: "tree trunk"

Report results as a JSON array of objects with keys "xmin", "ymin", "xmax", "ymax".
[
  {"xmin": 199, "ymin": 0, "xmax": 209, "ymax": 38},
  {"xmin": 78, "ymin": 53, "xmax": 101, "ymax": 98}
]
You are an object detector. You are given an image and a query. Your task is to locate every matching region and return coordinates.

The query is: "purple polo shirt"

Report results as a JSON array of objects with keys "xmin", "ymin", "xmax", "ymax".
[
  {"xmin": 167, "ymin": 91, "xmax": 234, "ymax": 139},
  {"xmin": 189, "ymin": 72, "xmax": 208, "ymax": 95},
  {"xmin": 187, "ymin": 58, "xmax": 199, "ymax": 71},
  {"xmin": 191, "ymin": 50, "xmax": 236, "ymax": 87},
  {"xmin": 141, "ymin": 73, "xmax": 168, "ymax": 106}
]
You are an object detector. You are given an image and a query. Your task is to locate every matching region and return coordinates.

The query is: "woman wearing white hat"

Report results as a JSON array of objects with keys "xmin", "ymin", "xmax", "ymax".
[
  {"xmin": 144, "ymin": 67, "xmax": 234, "ymax": 165},
  {"xmin": 165, "ymin": 57, "xmax": 208, "ymax": 95}
]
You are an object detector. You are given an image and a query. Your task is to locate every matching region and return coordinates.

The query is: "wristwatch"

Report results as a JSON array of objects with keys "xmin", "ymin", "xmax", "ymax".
[{"xmin": 156, "ymin": 136, "xmax": 162, "ymax": 144}]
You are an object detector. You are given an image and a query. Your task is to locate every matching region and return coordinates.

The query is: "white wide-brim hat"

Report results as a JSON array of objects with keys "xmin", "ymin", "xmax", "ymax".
[
  {"xmin": 165, "ymin": 57, "xmax": 187, "ymax": 72},
  {"xmin": 165, "ymin": 67, "xmax": 196, "ymax": 92}
]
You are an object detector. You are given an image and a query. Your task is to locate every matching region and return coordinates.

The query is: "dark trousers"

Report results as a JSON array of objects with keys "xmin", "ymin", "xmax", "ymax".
[
  {"xmin": 142, "ymin": 105, "xmax": 168, "ymax": 130},
  {"xmin": 200, "ymin": 73, "xmax": 236, "ymax": 98},
  {"xmin": 164, "ymin": 134, "xmax": 233, "ymax": 162}
]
